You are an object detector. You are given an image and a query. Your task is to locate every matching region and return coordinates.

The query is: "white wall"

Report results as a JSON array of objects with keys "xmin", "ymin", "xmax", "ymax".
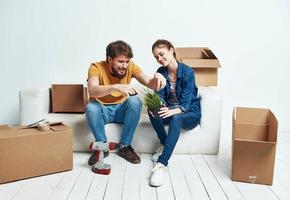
[{"xmin": 1, "ymin": 0, "xmax": 290, "ymax": 131}]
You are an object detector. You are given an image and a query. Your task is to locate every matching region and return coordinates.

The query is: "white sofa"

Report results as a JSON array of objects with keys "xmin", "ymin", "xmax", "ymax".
[{"xmin": 19, "ymin": 86, "xmax": 222, "ymax": 154}]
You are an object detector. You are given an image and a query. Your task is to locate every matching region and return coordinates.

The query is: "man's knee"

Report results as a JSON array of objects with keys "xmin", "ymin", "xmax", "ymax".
[
  {"xmin": 86, "ymin": 102, "xmax": 103, "ymax": 117},
  {"xmin": 125, "ymin": 96, "xmax": 142, "ymax": 112}
]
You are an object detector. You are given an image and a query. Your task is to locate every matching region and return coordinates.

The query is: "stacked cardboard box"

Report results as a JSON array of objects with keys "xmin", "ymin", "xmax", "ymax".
[
  {"xmin": 175, "ymin": 47, "xmax": 221, "ymax": 86},
  {"xmin": 231, "ymin": 107, "xmax": 278, "ymax": 185},
  {"xmin": 51, "ymin": 84, "xmax": 88, "ymax": 113},
  {"xmin": 0, "ymin": 123, "xmax": 73, "ymax": 184}
]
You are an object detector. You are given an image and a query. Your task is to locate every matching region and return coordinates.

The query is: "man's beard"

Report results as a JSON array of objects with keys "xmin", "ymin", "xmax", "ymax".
[{"xmin": 111, "ymin": 67, "xmax": 127, "ymax": 79}]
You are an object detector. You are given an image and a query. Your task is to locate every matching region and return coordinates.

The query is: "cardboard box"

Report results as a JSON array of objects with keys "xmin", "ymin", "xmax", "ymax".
[
  {"xmin": 0, "ymin": 124, "xmax": 73, "ymax": 184},
  {"xmin": 231, "ymin": 107, "xmax": 278, "ymax": 185},
  {"xmin": 51, "ymin": 84, "xmax": 88, "ymax": 113},
  {"xmin": 175, "ymin": 47, "xmax": 221, "ymax": 86}
]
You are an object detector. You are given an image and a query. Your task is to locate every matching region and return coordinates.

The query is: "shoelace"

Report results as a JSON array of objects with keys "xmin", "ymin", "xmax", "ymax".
[{"xmin": 152, "ymin": 163, "xmax": 164, "ymax": 172}]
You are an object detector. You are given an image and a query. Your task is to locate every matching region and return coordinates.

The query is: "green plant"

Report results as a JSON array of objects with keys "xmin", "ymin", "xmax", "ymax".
[{"xmin": 142, "ymin": 88, "xmax": 162, "ymax": 111}]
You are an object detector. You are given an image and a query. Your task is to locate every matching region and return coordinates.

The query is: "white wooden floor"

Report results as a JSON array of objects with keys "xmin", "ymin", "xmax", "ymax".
[{"xmin": 1, "ymin": 130, "xmax": 290, "ymax": 200}]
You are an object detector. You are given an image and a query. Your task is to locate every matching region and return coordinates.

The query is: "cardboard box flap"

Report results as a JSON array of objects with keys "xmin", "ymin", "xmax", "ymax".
[
  {"xmin": 234, "ymin": 138, "xmax": 276, "ymax": 145},
  {"xmin": 203, "ymin": 49, "xmax": 217, "ymax": 59},
  {"xmin": 234, "ymin": 123, "xmax": 268, "ymax": 141},
  {"xmin": 0, "ymin": 124, "xmax": 69, "ymax": 138},
  {"xmin": 0, "ymin": 127, "xmax": 43, "ymax": 138},
  {"xmin": 50, "ymin": 124, "xmax": 70, "ymax": 131},
  {"xmin": 51, "ymin": 84, "xmax": 88, "ymax": 113},
  {"xmin": 176, "ymin": 47, "xmax": 219, "ymax": 58},
  {"xmin": 268, "ymin": 111, "xmax": 278, "ymax": 142},
  {"xmin": 180, "ymin": 58, "xmax": 220, "ymax": 68},
  {"xmin": 176, "ymin": 47, "xmax": 210, "ymax": 58},
  {"xmin": 235, "ymin": 107, "xmax": 269, "ymax": 124}
]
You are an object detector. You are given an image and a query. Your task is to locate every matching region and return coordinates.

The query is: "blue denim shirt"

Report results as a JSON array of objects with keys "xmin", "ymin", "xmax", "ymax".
[{"xmin": 156, "ymin": 62, "xmax": 201, "ymax": 119}]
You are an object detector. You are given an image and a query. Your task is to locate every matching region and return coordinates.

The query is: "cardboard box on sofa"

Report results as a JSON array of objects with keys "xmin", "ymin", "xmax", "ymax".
[
  {"xmin": 0, "ymin": 123, "xmax": 73, "ymax": 184},
  {"xmin": 175, "ymin": 47, "xmax": 221, "ymax": 86},
  {"xmin": 231, "ymin": 107, "xmax": 278, "ymax": 185},
  {"xmin": 51, "ymin": 84, "xmax": 88, "ymax": 113}
]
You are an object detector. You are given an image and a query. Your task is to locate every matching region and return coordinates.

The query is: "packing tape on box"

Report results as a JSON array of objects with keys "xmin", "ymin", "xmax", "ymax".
[{"xmin": 37, "ymin": 123, "xmax": 50, "ymax": 131}]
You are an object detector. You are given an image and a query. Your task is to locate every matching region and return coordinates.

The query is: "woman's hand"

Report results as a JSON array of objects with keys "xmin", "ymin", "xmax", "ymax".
[{"xmin": 158, "ymin": 107, "xmax": 182, "ymax": 118}]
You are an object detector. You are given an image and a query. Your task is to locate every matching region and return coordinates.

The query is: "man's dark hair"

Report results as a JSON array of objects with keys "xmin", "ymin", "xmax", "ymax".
[
  {"xmin": 106, "ymin": 40, "xmax": 133, "ymax": 61},
  {"xmin": 152, "ymin": 39, "xmax": 176, "ymax": 59}
]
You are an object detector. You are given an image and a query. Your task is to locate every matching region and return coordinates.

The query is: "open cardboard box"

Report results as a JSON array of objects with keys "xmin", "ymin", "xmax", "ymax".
[
  {"xmin": 231, "ymin": 107, "xmax": 278, "ymax": 185},
  {"xmin": 0, "ymin": 123, "xmax": 73, "ymax": 184},
  {"xmin": 51, "ymin": 84, "xmax": 88, "ymax": 113},
  {"xmin": 175, "ymin": 47, "xmax": 221, "ymax": 86}
]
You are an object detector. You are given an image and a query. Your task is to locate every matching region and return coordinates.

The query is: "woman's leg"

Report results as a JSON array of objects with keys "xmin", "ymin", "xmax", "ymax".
[
  {"xmin": 158, "ymin": 112, "xmax": 200, "ymax": 166},
  {"xmin": 148, "ymin": 111, "xmax": 168, "ymax": 145}
]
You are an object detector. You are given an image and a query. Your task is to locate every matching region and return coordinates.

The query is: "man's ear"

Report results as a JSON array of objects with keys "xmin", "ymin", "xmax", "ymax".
[{"xmin": 107, "ymin": 56, "xmax": 113, "ymax": 63}]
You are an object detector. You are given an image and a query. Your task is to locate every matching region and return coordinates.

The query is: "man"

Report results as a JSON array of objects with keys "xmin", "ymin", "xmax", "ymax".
[{"xmin": 86, "ymin": 40, "xmax": 166, "ymax": 166}]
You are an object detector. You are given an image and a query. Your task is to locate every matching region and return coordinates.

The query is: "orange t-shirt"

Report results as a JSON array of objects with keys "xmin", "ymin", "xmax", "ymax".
[{"xmin": 88, "ymin": 61, "xmax": 142, "ymax": 104}]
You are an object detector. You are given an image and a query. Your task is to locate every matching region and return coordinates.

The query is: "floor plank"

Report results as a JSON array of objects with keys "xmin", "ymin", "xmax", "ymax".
[
  {"xmin": 48, "ymin": 153, "xmax": 89, "ymax": 200},
  {"xmin": 191, "ymin": 155, "xmax": 228, "ymax": 200},
  {"xmin": 122, "ymin": 154, "xmax": 141, "ymax": 200},
  {"xmin": 203, "ymin": 155, "xmax": 245, "ymax": 200},
  {"xmin": 0, "ymin": 179, "xmax": 28, "ymax": 200},
  {"xmin": 179, "ymin": 155, "xmax": 210, "ymax": 200},
  {"xmin": 168, "ymin": 155, "xmax": 192, "ymax": 200},
  {"xmin": 66, "ymin": 153, "xmax": 106, "ymax": 200},
  {"xmin": 234, "ymin": 182, "xmax": 279, "ymax": 200},
  {"xmin": 85, "ymin": 153, "xmax": 116, "ymax": 200},
  {"xmin": 139, "ymin": 154, "xmax": 157, "ymax": 200},
  {"xmin": 12, "ymin": 170, "xmax": 64, "ymax": 200},
  {"xmin": 103, "ymin": 155, "xmax": 127, "ymax": 200}
]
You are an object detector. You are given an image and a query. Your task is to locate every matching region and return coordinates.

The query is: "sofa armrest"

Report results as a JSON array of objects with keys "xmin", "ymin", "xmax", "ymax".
[
  {"xmin": 19, "ymin": 88, "xmax": 50, "ymax": 125},
  {"xmin": 198, "ymin": 86, "xmax": 223, "ymax": 132}
]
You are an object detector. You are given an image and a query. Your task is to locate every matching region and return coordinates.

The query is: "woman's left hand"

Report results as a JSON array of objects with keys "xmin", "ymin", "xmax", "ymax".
[{"xmin": 158, "ymin": 107, "xmax": 182, "ymax": 118}]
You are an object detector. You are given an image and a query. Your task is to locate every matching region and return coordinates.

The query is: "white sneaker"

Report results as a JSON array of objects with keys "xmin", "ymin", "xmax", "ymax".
[
  {"xmin": 149, "ymin": 162, "xmax": 165, "ymax": 187},
  {"xmin": 152, "ymin": 145, "xmax": 164, "ymax": 162}
]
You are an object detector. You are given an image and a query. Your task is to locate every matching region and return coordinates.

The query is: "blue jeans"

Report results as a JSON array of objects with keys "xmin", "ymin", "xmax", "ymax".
[
  {"xmin": 86, "ymin": 96, "xmax": 142, "ymax": 146},
  {"xmin": 148, "ymin": 111, "xmax": 200, "ymax": 166}
]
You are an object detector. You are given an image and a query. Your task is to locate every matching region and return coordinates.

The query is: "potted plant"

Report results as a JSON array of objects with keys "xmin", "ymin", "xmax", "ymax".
[{"xmin": 143, "ymin": 88, "xmax": 163, "ymax": 118}]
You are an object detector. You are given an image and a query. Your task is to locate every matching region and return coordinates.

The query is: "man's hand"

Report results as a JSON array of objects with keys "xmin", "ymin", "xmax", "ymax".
[
  {"xmin": 151, "ymin": 73, "xmax": 166, "ymax": 91},
  {"xmin": 135, "ymin": 72, "xmax": 166, "ymax": 91},
  {"xmin": 158, "ymin": 107, "xmax": 182, "ymax": 118},
  {"xmin": 113, "ymin": 84, "xmax": 137, "ymax": 97}
]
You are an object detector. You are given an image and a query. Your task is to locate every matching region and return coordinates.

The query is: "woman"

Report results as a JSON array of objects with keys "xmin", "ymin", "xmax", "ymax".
[{"xmin": 149, "ymin": 39, "xmax": 201, "ymax": 187}]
